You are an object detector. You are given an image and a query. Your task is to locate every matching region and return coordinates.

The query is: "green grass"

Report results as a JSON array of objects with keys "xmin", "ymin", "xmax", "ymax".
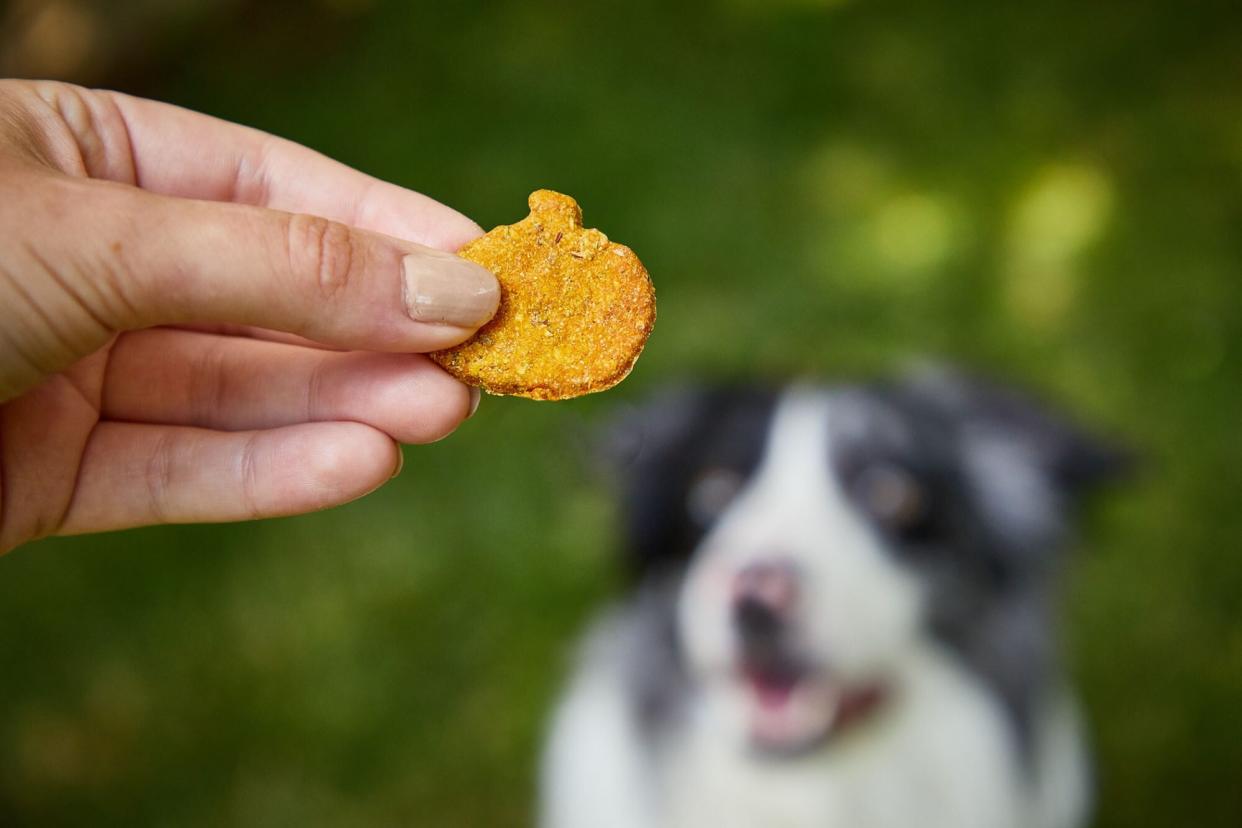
[{"xmin": 2, "ymin": 0, "xmax": 1240, "ymax": 824}]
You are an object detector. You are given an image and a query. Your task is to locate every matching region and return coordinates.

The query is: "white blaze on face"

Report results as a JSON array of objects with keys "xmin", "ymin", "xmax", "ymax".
[{"xmin": 678, "ymin": 388, "xmax": 925, "ymax": 687}]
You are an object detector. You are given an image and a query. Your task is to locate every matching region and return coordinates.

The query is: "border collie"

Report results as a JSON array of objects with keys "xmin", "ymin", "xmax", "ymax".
[{"xmin": 540, "ymin": 369, "xmax": 1124, "ymax": 828}]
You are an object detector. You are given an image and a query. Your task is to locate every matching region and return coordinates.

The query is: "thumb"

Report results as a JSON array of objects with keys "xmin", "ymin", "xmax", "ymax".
[
  {"xmin": 0, "ymin": 170, "xmax": 498, "ymax": 396},
  {"xmin": 109, "ymin": 179, "xmax": 500, "ymax": 350}
]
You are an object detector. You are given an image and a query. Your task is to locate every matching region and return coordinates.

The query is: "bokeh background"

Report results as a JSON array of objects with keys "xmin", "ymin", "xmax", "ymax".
[{"xmin": 1, "ymin": 0, "xmax": 1240, "ymax": 825}]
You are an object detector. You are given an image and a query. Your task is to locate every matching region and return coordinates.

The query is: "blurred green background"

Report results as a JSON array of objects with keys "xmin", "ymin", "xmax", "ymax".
[{"xmin": 1, "ymin": 0, "xmax": 1239, "ymax": 824}]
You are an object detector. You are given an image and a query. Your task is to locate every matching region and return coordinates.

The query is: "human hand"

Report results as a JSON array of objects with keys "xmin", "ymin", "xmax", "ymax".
[{"xmin": 0, "ymin": 80, "xmax": 500, "ymax": 553}]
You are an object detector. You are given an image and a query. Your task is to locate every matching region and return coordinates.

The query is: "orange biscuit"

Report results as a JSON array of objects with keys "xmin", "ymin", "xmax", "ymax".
[{"xmin": 431, "ymin": 190, "xmax": 656, "ymax": 401}]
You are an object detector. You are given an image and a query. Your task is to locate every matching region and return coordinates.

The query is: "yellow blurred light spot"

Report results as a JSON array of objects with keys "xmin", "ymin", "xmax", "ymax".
[
  {"xmin": 1011, "ymin": 164, "xmax": 1113, "ymax": 261},
  {"xmin": 802, "ymin": 143, "xmax": 963, "ymax": 294},
  {"xmin": 1005, "ymin": 163, "xmax": 1114, "ymax": 329},
  {"xmin": 870, "ymin": 191, "xmax": 959, "ymax": 275}
]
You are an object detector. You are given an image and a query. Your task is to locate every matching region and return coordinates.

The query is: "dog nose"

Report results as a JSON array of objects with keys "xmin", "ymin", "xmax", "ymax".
[{"xmin": 732, "ymin": 559, "xmax": 798, "ymax": 640}]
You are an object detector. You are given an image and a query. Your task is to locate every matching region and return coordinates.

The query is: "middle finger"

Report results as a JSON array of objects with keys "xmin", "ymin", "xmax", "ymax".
[{"xmin": 102, "ymin": 328, "xmax": 478, "ymax": 444}]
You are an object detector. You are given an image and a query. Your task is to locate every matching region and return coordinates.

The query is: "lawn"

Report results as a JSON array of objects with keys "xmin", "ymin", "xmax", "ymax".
[{"xmin": 1, "ymin": 0, "xmax": 1239, "ymax": 824}]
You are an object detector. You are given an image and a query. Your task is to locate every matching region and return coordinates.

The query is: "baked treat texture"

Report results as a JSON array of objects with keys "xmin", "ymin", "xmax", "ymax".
[{"xmin": 431, "ymin": 190, "xmax": 656, "ymax": 401}]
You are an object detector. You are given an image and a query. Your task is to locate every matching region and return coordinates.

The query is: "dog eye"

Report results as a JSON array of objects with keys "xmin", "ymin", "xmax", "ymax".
[
  {"xmin": 686, "ymin": 467, "xmax": 747, "ymax": 526},
  {"xmin": 853, "ymin": 463, "xmax": 926, "ymax": 533}
]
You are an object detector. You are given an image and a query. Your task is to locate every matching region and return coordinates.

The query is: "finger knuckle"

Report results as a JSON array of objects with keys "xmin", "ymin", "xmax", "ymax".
[
  {"xmin": 187, "ymin": 338, "xmax": 232, "ymax": 424},
  {"xmin": 285, "ymin": 213, "xmax": 357, "ymax": 301},
  {"xmin": 237, "ymin": 432, "xmax": 265, "ymax": 521},
  {"xmin": 143, "ymin": 431, "xmax": 178, "ymax": 524}
]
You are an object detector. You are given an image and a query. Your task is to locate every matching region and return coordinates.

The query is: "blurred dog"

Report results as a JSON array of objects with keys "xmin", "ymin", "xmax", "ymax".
[{"xmin": 540, "ymin": 370, "xmax": 1124, "ymax": 828}]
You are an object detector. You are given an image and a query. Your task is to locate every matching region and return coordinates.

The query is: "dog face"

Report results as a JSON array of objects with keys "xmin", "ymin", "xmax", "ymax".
[{"xmin": 611, "ymin": 371, "xmax": 1124, "ymax": 755}]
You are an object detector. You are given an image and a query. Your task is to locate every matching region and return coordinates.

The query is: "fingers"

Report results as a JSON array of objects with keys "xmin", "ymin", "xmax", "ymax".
[
  {"xmin": 0, "ymin": 82, "xmax": 502, "ymax": 396},
  {"xmin": 45, "ymin": 176, "xmax": 499, "ymax": 353},
  {"xmin": 3, "ymin": 81, "xmax": 481, "ymax": 250},
  {"xmin": 103, "ymin": 328, "xmax": 477, "ymax": 444},
  {"xmin": 59, "ymin": 421, "xmax": 400, "ymax": 536},
  {"xmin": 170, "ymin": 323, "xmax": 346, "ymax": 350},
  {"xmin": 102, "ymin": 88, "xmax": 484, "ymax": 251}
]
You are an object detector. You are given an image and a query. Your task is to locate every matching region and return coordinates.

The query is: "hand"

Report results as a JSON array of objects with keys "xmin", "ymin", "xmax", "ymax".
[{"xmin": 0, "ymin": 80, "xmax": 500, "ymax": 553}]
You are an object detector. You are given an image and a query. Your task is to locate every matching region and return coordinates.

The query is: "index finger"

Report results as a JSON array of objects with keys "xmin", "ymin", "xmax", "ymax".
[{"xmin": 96, "ymin": 87, "xmax": 482, "ymax": 252}]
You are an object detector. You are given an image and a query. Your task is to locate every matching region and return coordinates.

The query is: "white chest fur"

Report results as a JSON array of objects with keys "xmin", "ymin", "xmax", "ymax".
[
  {"xmin": 543, "ymin": 632, "xmax": 1087, "ymax": 828},
  {"xmin": 662, "ymin": 645, "xmax": 1033, "ymax": 828}
]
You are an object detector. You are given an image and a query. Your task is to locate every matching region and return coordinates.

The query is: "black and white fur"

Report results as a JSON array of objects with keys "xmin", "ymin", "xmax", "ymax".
[{"xmin": 540, "ymin": 370, "xmax": 1124, "ymax": 828}]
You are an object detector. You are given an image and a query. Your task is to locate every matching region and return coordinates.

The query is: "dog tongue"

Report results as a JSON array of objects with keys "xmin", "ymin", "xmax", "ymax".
[
  {"xmin": 745, "ymin": 672, "xmax": 846, "ymax": 751},
  {"xmin": 751, "ymin": 672, "xmax": 797, "ymax": 710}
]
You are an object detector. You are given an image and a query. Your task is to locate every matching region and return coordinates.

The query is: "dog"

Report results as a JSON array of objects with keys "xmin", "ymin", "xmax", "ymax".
[{"xmin": 540, "ymin": 369, "xmax": 1125, "ymax": 828}]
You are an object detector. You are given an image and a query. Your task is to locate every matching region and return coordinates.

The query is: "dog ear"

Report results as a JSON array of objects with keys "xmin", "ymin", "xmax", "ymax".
[
  {"xmin": 598, "ymin": 385, "xmax": 720, "ymax": 580},
  {"xmin": 598, "ymin": 386, "xmax": 713, "ymax": 477},
  {"xmin": 604, "ymin": 382, "xmax": 788, "ymax": 582},
  {"xmin": 1035, "ymin": 412, "xmax": 1133, "ymax": 497},
  {"xmin": 899, "ymin": 364, "xmax": 1133, "ymax": 499}
]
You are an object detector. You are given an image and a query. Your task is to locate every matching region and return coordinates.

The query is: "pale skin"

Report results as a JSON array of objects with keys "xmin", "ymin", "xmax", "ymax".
[{"xmin": 0, "ymin": 79, "xmax": 503, "ymax": 554}]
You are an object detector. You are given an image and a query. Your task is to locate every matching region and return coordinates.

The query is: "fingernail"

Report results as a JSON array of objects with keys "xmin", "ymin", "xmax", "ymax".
[
  {"xmin": 468, "ymin": 386, "xmax": 482, "ymax": 418},
  {"xmin": 390, "ymin": 448, "xmax": 405, "ymax": 479},
  {"xmin": 402, "ymin": 251, "xmax": 499, "ymax": 327}
]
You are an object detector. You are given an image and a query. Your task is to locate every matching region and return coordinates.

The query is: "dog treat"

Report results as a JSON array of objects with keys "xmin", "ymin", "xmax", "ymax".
[{"xmin": 431, "ymin": 190, "xmax": 656, "ymax": 401}]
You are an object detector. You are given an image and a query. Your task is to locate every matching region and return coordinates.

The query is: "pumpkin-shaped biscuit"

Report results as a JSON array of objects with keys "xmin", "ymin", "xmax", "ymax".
[{"xmin": 431, "ymin": 190, "xmax": 655, "ymax": 401}]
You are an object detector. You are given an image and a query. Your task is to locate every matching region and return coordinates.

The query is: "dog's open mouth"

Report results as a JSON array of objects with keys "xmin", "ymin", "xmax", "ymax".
[{"xmin": 741, "ymin": 665, "xmax": 888, "ymax": 754}]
